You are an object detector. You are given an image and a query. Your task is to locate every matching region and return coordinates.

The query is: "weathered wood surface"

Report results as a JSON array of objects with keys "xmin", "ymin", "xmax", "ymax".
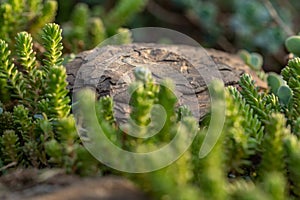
[{"xmin": 66, "ymin": 43, "xmax": 266, "ymax": 120}]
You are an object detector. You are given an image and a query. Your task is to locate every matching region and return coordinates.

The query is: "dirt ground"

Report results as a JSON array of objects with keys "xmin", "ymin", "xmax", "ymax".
[{"xmin": 0, "ymin": 168, "xmax": 148, "ymax": 200}]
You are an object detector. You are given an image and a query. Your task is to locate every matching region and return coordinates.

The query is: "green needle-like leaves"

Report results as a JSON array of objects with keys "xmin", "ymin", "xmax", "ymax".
[
  {"xmin": 15, "ymin": 32, "xmax": 37, "ymax": 72},
  {"xmin": 44, "ymin": 65, "xmax": 70, "ymax": 119},
  {"xmin": 42, "ymin": 23, "xmax": 64, "ymax": 70}
]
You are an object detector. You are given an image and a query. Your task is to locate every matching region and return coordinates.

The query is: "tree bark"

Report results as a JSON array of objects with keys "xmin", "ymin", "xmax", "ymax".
[{"xmin": 66, "ymin": 43, "xmax": 266, "ymax": 120}]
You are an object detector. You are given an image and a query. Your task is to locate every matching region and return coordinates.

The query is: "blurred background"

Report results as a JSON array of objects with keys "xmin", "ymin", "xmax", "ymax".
[{"xmin": 55, "ymin": 0, "xmax": 300, "ymax": 72}]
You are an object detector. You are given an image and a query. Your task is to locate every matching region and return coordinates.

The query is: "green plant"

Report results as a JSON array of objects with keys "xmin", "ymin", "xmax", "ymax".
[
  {"xmin": 0, "ymin": 0, "xmax": 146, "ymax": 55},
  {"xmin": 285, "ymin": 35, "xmax": 300, "ymax": 57},
  {"xmin": 266, "ymin": 72, "xmax": 293, "ymax": 107},
  {"xmin": 258, "ymin": 113, "xmax": 289, "ymax": 178},
  {"xmin": 224, "ymin": 86, "xmax": 263, "ymax": 176},
  {"xmin": 73, "ymin": 60, "xmax": 300, "ymax": 199},
  {"xmin": 76, "ymin": 66, "xmax": 198, "ymax": 151},
  {"xmin": 267, "ymin": 72, "xmax": 283, "ymax": 94},
  {"xmin": 0, "ymin": 0, "xmax": 57, "ymax": 44},
  {"xmin": 0, "ymin": 23, "xmax": 99, "ymax": 175},
  {"xmin": 238, "ymin": 74, "xmax": 279, "ymax": 122},
  {"xmin": 138, "ymin": 63, "xmax": 299, "ymax": 199},
  {"xmin": 192, "ymin": 91, "xmax": 228, "ymax": 200},
  {"xmin": 104, "ymin": 0, "xmax": 148, "ymax": 35},
  {"xmin": 219, "ymin": 57, "xmax": 300, "ymax": 199},
  {"xmin": 169, "ymin": 0, "xmax": 295, "ymax": 54},
  {"xmin": 62, "ymin": 0, "xmax": 147, "ymax": 52},
  {"xmin": 281, "ymin": 58, "xmax": 300, "ymax": 131},
  {"xmin": 76, "ymin": 72, "xmax": 225, "ymax": 199},
  {"xmin": 62, "ymin": 3, "xmax": 105, "ymax": 52},
  {"xmin": 284, "ymin": 134, "xmax": 300, "ymax": 197},
  {"xmin": 165, "ymin": 56, "xmax": 299, "ymax": 199},
  {"xmin": 239, "ymin": 49, "xmax": 267, "ymax": 80},
  {"xmin": 1, "ymin": 2, "xmax": 300, "ymax": 198},
  {"xmin": 239, "ymin": 50, "xmax": 263, "ymax": 71},
  {"xmin": 277, "ymin": 85, "xmax": 293, "ymax": 107}
]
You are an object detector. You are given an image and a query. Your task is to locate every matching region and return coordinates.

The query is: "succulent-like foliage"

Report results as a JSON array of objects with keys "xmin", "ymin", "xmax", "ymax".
[
  {"xmin": 131, "ymin": 82, "xmax": 226, "ymax": 200},
  {"xmin": 239, "ymin": 74, "xmax": 269, "ymax": 122},
  {"xmin": 281, "ymin": 58, "xmax": 300, "ymax": 124},
  {"xmin": 1, "ymin": 0, "xmax": 144, "ymax": 54},
  {"xmin": 284, "ymin": 135, "xmax": 300, "ymax": 197},
  {"xmin": 88, "ymin": 18, "xmax": 106, "ymax": 48},
  {"xmin": 0, "ymin": 40, "xmax": 10, "ymax": 102},
  {"xmin": 43, "ymin": 65, "xmax": 70, "ymax": 119},
  {"xmin": 227, "ymin": 86, "xmax": 264, "ymax": 140},
  {"xmin": 228, "ymin": 180, "xmax": 270, "ymax": 200},
  {"xmin": 228, "ymin": 173, "xmax": 286, "ymax": 200},
  {"xmin": 285, "ymin": 35, "xmax": 300, "ymax": 57},
  {"xmin": 0, "ymin": 2, "xmax": 300, "ymax": 198},
  {"xmin": 45, "ymin": 138, "xmax": 63, "ymax": 164},
  {"xmin": 28, "ymin": 0, "xmax": 57, "ymax": 35},
  {"xmin": 23, "ymin": 141, "xmax": 40, "ymax": 167},
  {"xmin": 0, "ymin": 112, "xmax": 14, "ymax": 134},
  {"xmin": 239, "ymin": 50, "xmax": 263, "ymax": 71},
  {"xmin": 15, "ymin": 32, "xmax": 44, "ymax": 111},
  {"xmin": 105, "ymin": 0, "xmax": 148, "ymax": 34},
  {"xmin": 62, "ymin": 2, "xmax": 107, "ymax": 52},
  {"xmin": 135, "ymin": 151, "xmax": 201, "ymax": 200},
  {"xmin": 261, "ymin": 172, "xmax": 286, "ymax": 200},
  {"xmin": 267, "ymin": 72, "xmax": 283, "ymax": 94},
  {"xmin": 0, "ymin": 0, "xmax": 57, "ymax": 44},
  {"xmin": 259, "ymin": 113, "xmax": 289, "ymax": 177},
  {"xmin": 129, "ymin": 67, "xmax": 159, "ymax": 127},
  {"xmin": 194, "ymin": 133, "xmax": 228, "ymax": 200},
  {"xmin": 74, "ymin": 145, "xmax": 99, "ymax": 176},
  {"xmin": 62, "ymin": 0, "xmax": 143, "ymax": 53},
  {"xmin": 94, "ymin": 69, "xmax": 190, "ymax": 153},
  {"xmin": 277, "ymin": 85, "xmax": 293, "ymax": 107},
  {"xmin": 113, "ymin": 28, "xmax": 133, "ymax": 45},
  {"xmin": 15, "ymin": 32, "xmax": 37, "ymax": 72},
  {"xmin": 0, "ymin": 39, "xmax": 25, "ymax": 100},
  {"xmin": 42, "ymin": 23, "xmax": 64, "ymax": 69},
  {"xmin": 63, "ymin": 3, "xmax": 106, "ymax": 52},
  {"xmin": 13, "ymin": 105, "xmax": 33, "ymax": 140},
  {"xmin": 224, "ymin": 86, "xmax": 263, "ymax": 175},
  {"xmin": 0, "ymin": 0, "xmax": 25, "ymax": 43},
  {"xmin": 293, "ymin": 118, "xmax": 300, "ymax": 137},
  {"xmin": 0, "ymin": 23, "xmax": 97, "ymax": 174},
  {"xmin": 77, "ymin": 67, "xmax": 202, "ymax": 198},
  {"xmin": 190, "ymin": 80, "xmax": 228, "ymax": 199},
  {"xmin": 0, "ymin": 130, "xmax": 20, "ymax": 164},
  {"xmin": 266, "ymin": 72, "xmax": 292, "ymax": 108},
  {"xmin": 65, "ymin": 3, "xmax": 89, "ymax": 52},
  {"xmin": 95, "ymin": 96, "xmax": 120, "ymax": 146},
  {"xmin": 96, "ymin": 96, "xmax": 115, "ymax": 125}
]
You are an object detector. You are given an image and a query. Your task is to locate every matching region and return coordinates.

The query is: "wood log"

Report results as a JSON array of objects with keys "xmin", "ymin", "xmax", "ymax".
[{"xmin": 66, "ymin": 43, "xmax": 266, "ymax": 120}]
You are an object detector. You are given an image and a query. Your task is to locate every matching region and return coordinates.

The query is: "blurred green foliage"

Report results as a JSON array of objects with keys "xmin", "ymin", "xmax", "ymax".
[
  {"xmin": 0, "ymin": 0, "xmax": 148, "ymax": 53},
  {"xmin": 0, "ymin": 0, "xmax": 57, "ymax": 44},
  {"xmin": 169, "ymin": 0, "xmax": 290, "ymax": 50},
  {"xmin": 285, "ymin": 35, "xmax": 300, "ymax": 57},
  {"xmin": 57, "ymin": 0, "xmax": 147, "ymax": 52},
  {"xmin": 239, "ymin": 50, "xmax": 263, "ymax": 71},
  {"xmin": 74, "ymin": 59, "xmax": 300, "ymax": 199},
  {"xmin": 153, "ymin": 0, "xmax": 300, "ymax": 70}
]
